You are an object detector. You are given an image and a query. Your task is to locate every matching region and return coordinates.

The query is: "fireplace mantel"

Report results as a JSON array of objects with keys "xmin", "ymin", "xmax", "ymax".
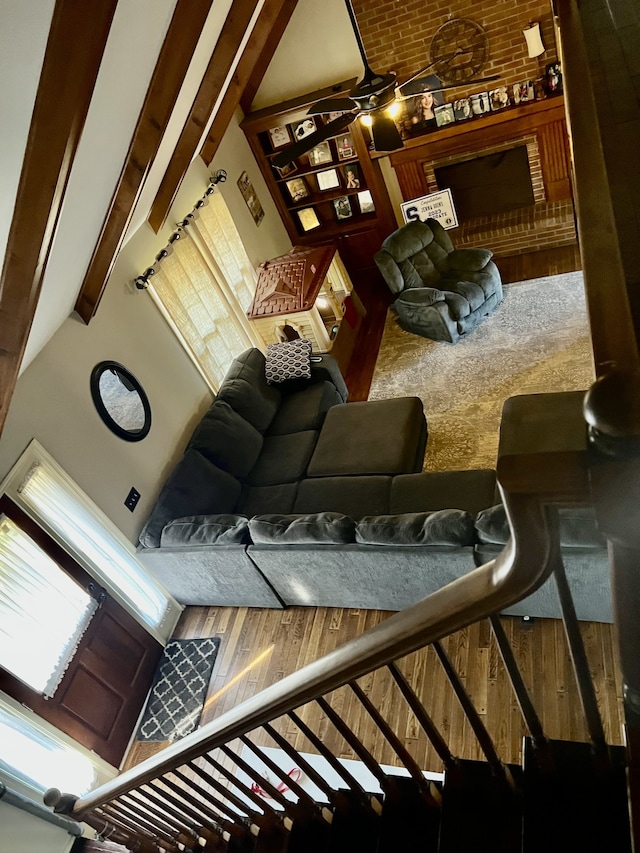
[{"xmin": 386, "ymin": 97, "xmax": 571, "ymax": 207}]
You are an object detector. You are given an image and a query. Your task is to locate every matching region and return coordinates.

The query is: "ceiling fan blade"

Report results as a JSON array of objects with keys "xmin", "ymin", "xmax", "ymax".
[
  {"xmin": 271, "ymin": 112, "xmax": 355, "ymax": 169},
  {"xmin": 307, "ymin": 97, "xmax": 356, "ymax": 116},
  {"xmin": 395, "ymin": 74, "xmax": 502, "ymax": 101},
  {"xmin": 370, "ymin": 112, "xmax": 403, "ymax": 152},
  {"xmin": 397, "ymin": 50, "xmax": 463, "ymax": 94}
]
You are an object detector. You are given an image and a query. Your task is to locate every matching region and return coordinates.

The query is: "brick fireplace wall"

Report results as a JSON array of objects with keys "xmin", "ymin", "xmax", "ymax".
[{"xmin": 352, "ymin": 0, "xmax": 559, "ymax": 97}]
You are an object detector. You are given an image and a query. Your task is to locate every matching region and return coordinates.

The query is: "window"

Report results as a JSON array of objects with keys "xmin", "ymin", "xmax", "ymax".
[{"xmin": 149, "ymin": 192, "xmax": 263, "ymax": 390}]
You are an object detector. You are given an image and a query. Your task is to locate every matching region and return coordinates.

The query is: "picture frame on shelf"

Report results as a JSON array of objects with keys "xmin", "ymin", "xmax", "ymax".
[
  {"xmin": 453, "ymin": 98, "xmax": 472, "ymax": 121},
  {"xmin": 336, "ymin": 133, "xmax": 355, "ymax": 160},
  {"xmin": 343, "ymin": 163, "xmax": 360, "ymax": 189},
  {"xmin": 489, "ymin": 87, "xmax": 511, "ymax": 111},
  {"xmin": 434, "ymin": 103, "xmax": 455, "ymax": 127},
  {"xmin": 357, "ymin": 190, "xmax": 375, "ymax": 214},
  {"xmin": 308, "ymin": 141, "xmax": 333, "ymax": 166},
  {"xmin": 268, "ymin": 125, "xmax": 292, "ymax": 149},
  {"xmin": 333, "ymin": 196, "xmax": 352, "ymax": 220},
  {"xmin": 469, "ymin": 92, "xmax": 490, "ymax": 116},
  {"xmin": 512, "ymin": 80, "xmax": 535, "ymax": 104},
  {"xmin": 316, "ymin": 168, "xmax": 340, "ymax": 191},
  {"xmin": 297, "ymin": 207, "xmax": 321, "ymax": 232},
  {"xmin": 285, "ymin": 177, "xmax": 310, "ymax": 202},
  {"xmin": 545, "ymin": 61, "xmax": 563, "ymax": 95},
  {"xmin": 293, "ymin": 117, "xmax": 316, "ymax": 140},
  {"xmin": 273, "ymin": 160, "xmax": 297, "ymax": 178}
]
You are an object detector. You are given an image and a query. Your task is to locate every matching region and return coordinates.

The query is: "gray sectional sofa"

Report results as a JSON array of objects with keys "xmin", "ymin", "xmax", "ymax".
[{"xmin": 137, "ymin": 348, "xmax": 613, "ymax": 622}]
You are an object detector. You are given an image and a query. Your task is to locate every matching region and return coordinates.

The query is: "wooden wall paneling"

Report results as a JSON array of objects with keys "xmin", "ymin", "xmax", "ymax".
[
  {"xmin": 74, "ymin": 0, "xmax": 215, "ymax": 324},
  {"xmin": 537, "ymin": 119, "xmax": 572, "ymax": 201},
  {"xmin": 200, "ymin": 0, "xmax": 300, "ymax": 167},
  {"xmin": 0, "ymin": 0, "xmax": 118, "ymax": 434},
  {"xmin": 393, "ymin": 160, "xmax": 429, "ymax": 202},
  {"xmin": 148, "ymin": 0, "xmax": 262, "ymax": 233}
]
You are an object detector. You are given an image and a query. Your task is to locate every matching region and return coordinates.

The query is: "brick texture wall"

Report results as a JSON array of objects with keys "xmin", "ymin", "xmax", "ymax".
[{"xmin": 352, "ymin": 0, "xmax": 558, "ymax": 99}]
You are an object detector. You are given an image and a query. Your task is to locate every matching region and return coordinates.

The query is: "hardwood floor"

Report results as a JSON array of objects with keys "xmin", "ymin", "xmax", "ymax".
[{"xmin": 124, "ymin": 606, "xmax": 624, "ymax": 775}]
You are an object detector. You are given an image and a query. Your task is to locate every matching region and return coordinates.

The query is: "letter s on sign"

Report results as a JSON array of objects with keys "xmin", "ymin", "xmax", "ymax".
[{"xmin": 405, "ymin": 206, "xmax": 420, "ymax": 222}]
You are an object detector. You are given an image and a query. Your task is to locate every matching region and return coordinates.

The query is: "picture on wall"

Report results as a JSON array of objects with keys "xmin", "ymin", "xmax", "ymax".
[
  {"xmin": 333, "ymin": 196, "xmax": 352, "ymax": 220},
  {"xmin": 285, "ymin": 177, "xmax": 309, "ymax": 201},
  {"xmin": 489, "ymin": 87, "xmax": 511, "ymax": 111},
  {"xmin": 237, "ymin": 171, "xmax": 264, "ymax": 226},
  {"xmin": 297, "ymin": 207, "xmax": 321, "ymax": 231},
  {"xmin": 453, "ymin": 98, "xmax": 472, "ymax": 121},
  {"xmin": 469, "ymin": 92, "xmax": 490, "ymax": 116},
  {"xmin": 316, "ymin": 168, "xmax": 340, "ymax": 191},
  {"xmin": 434, "ymin": 103, "xmax": 455, "ymax": 127},
  {"xmin": 308, "ymin": 141, "xmax": 333, "ymax": 166},
  {"xmin": 343, "ymin": 163, "xmax": 360, "ymax": 188},
  {"xmin": 268, "ymin": 125, "xmax": 292, "ymax": 149}
]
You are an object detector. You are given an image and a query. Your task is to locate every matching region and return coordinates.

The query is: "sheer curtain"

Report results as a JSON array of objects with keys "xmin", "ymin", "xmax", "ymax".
[
  {"xmin": 149, "ymin": 192, "xmax": 262, "ymax": 391},
  {"xmin": 0, "ymin": 515, "xmax": 97, "ymax": 698}
]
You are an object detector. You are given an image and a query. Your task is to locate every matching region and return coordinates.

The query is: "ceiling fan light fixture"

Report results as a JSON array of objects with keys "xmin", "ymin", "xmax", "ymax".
[
  {"xmin": 359, "ymin": 114, "xmax": 373, "ymax": 127},
  {"xmin": 386, "ymin": 100, "xmax": 401, "ymax": 119}
]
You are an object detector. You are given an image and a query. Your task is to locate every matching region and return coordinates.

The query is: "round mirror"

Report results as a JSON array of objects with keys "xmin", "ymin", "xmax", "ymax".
[{"xmin": 90, "ymin": 361, "xmax": 151, "ymax": 442}]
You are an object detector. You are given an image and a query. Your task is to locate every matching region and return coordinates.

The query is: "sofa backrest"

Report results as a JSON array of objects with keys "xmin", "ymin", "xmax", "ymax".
[{"xmin": 216, "ymin": 348, "xmax": 282, "ymax": 432}]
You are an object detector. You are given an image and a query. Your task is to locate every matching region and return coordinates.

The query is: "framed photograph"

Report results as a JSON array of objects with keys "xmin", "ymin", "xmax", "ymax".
[
  {"xmin": 328, "ymin": 111, "xmax": 349, "ymax": 121},
  {"xmin": 357, "ymin": 190, "xmax": 375, "ymax": 214},
  {"xmin": 342, "ymin": 163, "xmax": 360, "ymax": 189},
  {"xmin": 333, "ymin": 196, "xmax": 352, "ymax": 221},
  {"xmin": 489, "ymin": 87, "xmax": 511, "ymax": 111},
  {"xmin": 434, "ymin": 103, "xmax": 455, "ymax": 127},
  {"xmin": 512, "ymin": 80, "xmax": 535, "ymax": 105},
  {"xmin": 285, "ymin": 177, "xmax": 309, "ymax": 202},
  {"xmin": 293, "ymin": 117, "xmax": 316, "ymax": 141},
  {"xmin": 237, "ymin": 171, "xmax": 264, "ymax": 226},
  {"xmin": 308, "ymin": 141, "xmax": 332, "ymax": 166},
  {"xmin": 316, "ymin": 168, "xmax": 340, "ymax": 191},
  {"xmin": 545, "ymin": 61, "xmax": 563, "ymax": 95},
  {"xmin": 297, "ymin": 207, "xmax": 321, "ymax": 232},
  {"xmin": 453, "ymin": 98, "xmax": 472, "ymax": 121},
  {"xmin": 268, "ymin": 125, "xmax": 291, "ymax": 150},
  {"xmin": 337, "ymin": 133, "xmax": 355, "ymax": 160},
  {"xmin": 469, "ymin": 92, "xmax": 490, "ymax": 116},
  {"xmin": 273, "ymin": 160, "xmax": 297, "ymax": 178}
]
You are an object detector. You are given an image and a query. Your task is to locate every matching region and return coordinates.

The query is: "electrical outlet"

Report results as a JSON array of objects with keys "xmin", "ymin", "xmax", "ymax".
[{"xmin": 125, "ymin": 487, "xmax": 140, "ymax": 512}]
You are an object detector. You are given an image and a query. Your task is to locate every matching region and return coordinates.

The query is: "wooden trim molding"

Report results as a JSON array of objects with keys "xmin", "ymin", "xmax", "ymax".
[
  {"xmin": 200, "ymin": 0, "xmax": 299, "ymax": 167},
  {"xmin": 74, "ymin": 0, "xmax": 214, "ymax": 324},
  {"xmin": 0, "ymin": 0, "xmax": 118, "ymax": 434},
  {"xmin": 148, "ymin": 0, "xmax": 263, "ymax": 233}
]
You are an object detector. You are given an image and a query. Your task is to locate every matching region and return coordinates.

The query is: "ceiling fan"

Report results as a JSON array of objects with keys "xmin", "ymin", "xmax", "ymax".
[{"xmin": 271, "ymin": 3, "xmax": 500, "ymax": 169}]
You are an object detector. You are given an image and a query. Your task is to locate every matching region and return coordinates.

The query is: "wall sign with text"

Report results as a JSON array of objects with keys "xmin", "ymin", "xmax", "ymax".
[{"xmin": 400, "ymin": 188, "xmax": 459, "ymax": 229}]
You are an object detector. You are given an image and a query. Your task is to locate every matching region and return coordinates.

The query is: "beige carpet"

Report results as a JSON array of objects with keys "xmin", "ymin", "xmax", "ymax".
[{"xmin": 368, "ymin": 272, "xmax": 594, "ymax": 472}]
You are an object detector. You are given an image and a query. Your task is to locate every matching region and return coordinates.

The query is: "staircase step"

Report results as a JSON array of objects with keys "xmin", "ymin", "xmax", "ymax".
[
  {"xmin": 326, "ymin": 789, "xmax": 381, "ymax": 853},
  {"xmin": 377, "ymin": 776, "xmax": 441, "ymax": 853},
  {"xmin": 522, "ymin": 738, "xmax": 631, "ymax": 853},
  {"xmin": 438, "ymin": 760, "xmax": 523, "ymax": 853}
]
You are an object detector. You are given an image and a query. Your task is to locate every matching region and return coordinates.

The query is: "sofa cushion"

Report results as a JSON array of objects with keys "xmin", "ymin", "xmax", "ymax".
[
  {"xmin": 447, "ymin": 280, "xmax": 486, "ymax": 312},
  {"xmin": 139, "ymin": 449, "xmax": 241, "ymax": 548},
  {"xmin": 265, "ymin": 339, "xmax": 312, "ymax": 385},
  {"xmin": 268, "ymin": 381, "xmax": 343, "ymax": 436},
  {"xmin": 187, "ymin": 401, "xmax": 263, "ymax": 477},
  {"xmin": 390, "ymin": 469, "xmax": 497, "ymax": 516},
  {"xmin": 249, "ymin": 512, "xmax": 356, "ymax": 545},
  {"xmin": 246, "ymin": 430, "xmax": 319, "ymax": 486},
  {"xmin": 356, "ymin": 509, "xmax": 475, "ymax": 546},
  {"xmin": 216, "ymin": 349, "xmax": 281, "ymax": 433},
  {"xmin": 475, "ymin": 503, "xmax": 607, "ymax": 548},
  {"xmin": 237, "ymin": 482, "xmax": 299, "ymax": 516},
  {"xmin": 294, "ymin": 476, "xmax": 392, "ymax": 518},
  {"xmin": 160, "ymin": 514, "xmax": 250, "ymax": 546}
]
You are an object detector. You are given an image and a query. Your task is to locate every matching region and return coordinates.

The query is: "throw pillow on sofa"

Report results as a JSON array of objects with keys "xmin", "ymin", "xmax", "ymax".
[
  {"xmin": 187, "ymin": 400, "xmax": 263, "ymax": 478},
  {"xmin": 356, "ymin": 509, "xmax": 475, "ymax": 546},
  {"xmin": 160, "ymin": 514, "xmax": 250, "ymax": 546},
  {"xmin": 138, "ymin": 449, "xmax": 242, "ymax": 549},
  {"xmin": 249, "ymin": 512, "xmax": 356, "ymax": 544},
  {"xmin": 265, "ymin": 339, "xmax": 312, "ymax": 385}
]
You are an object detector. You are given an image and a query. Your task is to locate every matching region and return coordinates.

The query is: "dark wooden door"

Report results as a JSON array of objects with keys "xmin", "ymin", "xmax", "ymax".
[{"xmin": 0, "ymin": 496, "xmax": 163, "ymax": 767}]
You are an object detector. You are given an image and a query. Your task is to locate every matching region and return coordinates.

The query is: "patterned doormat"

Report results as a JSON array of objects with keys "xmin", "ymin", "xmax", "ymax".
[{"xmin": 137, "ymin": 637, "xmax": 220, "ymax": 742}]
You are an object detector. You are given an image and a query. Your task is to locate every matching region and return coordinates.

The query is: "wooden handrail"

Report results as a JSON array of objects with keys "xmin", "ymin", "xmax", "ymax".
[{"xmin": 48, "ymin": 488, "xmax": 560, "ymax": 819}]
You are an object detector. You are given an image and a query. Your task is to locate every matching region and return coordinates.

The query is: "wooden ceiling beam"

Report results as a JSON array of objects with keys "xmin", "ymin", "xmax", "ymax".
[
  {"xmin": 200, "ymin": 0, "xmax": 299, "ymax": 167},
  {"xmin": 147, "ymin": 0, "xmax": 263, "ymax": 233},
  {"xmin": 74, "ymin": 0, "xmax": 214, "ymax": 324},
  {"xmin": 0, "ymin": 0, "xmax": 118, "ymax": 434}
]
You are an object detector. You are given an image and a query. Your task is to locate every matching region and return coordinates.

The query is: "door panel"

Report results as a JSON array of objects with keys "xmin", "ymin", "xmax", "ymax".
[{"xmin": 0, "ymin": 496, "xmax": 163, "ymax": 767}]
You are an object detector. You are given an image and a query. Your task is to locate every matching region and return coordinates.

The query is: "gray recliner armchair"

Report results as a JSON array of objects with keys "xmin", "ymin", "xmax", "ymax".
[{"xmin": 374, "ymin": 218, "xmax": 503, "ymax": 343}]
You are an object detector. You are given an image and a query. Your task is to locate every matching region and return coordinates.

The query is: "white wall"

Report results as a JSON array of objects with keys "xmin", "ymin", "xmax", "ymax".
[
  {"xmin": 0, "ymin": 802, "xmax": 75, "ymax": 853},
  {"xmin": 0, "ymin": 115, "xmax": 289, "ymax": 544}
]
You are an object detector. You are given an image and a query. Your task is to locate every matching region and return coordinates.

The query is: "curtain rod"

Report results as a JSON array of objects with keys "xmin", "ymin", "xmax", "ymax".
[{"xmin": 134, "ymin": 170, "xmax": 227, "ymax": 290}]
